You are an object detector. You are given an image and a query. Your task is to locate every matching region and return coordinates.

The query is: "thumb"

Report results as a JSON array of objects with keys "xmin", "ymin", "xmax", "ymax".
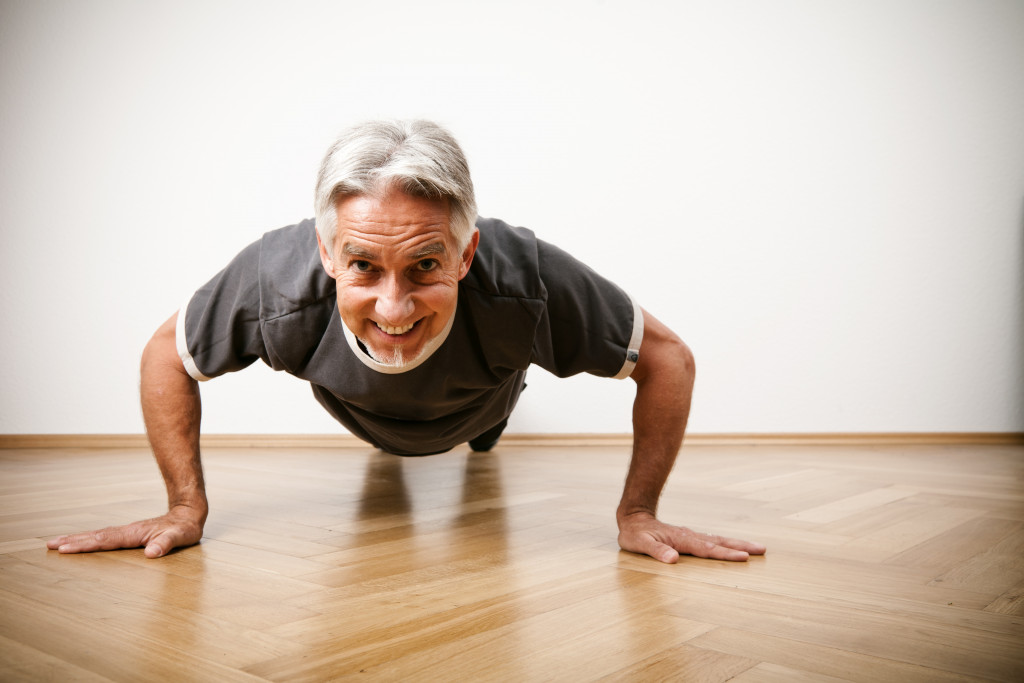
[
  {"xmin": 144, "ymin": 542, "xmax": 166, "ymax": 558},
  {"xmin": 144, "ymin": 528, "xmax": 180, "ymax": 558},
  {"xmin": 651, "ymin": 543, "xmax": 680, "ymax": 564}
]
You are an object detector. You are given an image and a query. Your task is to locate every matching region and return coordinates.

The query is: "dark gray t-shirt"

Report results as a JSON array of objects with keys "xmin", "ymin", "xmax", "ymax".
[{"xmin": 177, "ymin": 217, "xmax": 643, "ymax": 455}]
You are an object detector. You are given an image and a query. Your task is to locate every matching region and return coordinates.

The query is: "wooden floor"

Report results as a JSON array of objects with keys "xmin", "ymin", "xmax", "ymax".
[{"xmin": 1, "ymin": 442, "xmax": 1022, "ymax": 682}]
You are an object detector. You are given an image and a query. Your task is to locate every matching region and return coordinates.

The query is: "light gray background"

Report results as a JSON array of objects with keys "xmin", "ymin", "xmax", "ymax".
[{"xmin": 2, "ymin": 0, "xmax": 1022, "ymax": 435}]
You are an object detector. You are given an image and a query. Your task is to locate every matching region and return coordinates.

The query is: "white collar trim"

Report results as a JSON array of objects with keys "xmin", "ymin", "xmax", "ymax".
[{"xmin": 341, "ymin": 312, "xmax": 455, "ymax": 374}]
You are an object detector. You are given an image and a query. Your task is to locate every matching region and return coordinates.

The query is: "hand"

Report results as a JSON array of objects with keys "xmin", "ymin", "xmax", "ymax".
[
  {"xmin": 46, "ymin": 505, "xmax": 205, "ymax": 559},
  {"xmin": 618, "ymin": 512, "xmax": 766, "ymax": 563}
]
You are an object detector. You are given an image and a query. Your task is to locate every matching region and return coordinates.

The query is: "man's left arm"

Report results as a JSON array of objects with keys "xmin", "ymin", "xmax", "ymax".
[{"xmin": 617, "ymin": 308, "xmax": 767, "ymax": 563}]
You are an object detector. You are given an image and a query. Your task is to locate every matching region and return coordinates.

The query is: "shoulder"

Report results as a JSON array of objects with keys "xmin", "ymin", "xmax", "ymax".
[
  {"xmin": 257, "ymin": 219, "xmax": 319, "ymax": 275},
  {"xmin": 256, "ymin": 219, "xmax": 335, "ymax": 320},
  {"xmin": 464, "ymin": 217, "xmax": 545, "ymax": 300}
]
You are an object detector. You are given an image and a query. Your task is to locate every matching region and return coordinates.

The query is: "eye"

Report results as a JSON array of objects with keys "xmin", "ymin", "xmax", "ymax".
[
  {"xmin": 416, "ymin": 259, "xmax": 440, "ymax": 272},
  {"xmin": 350, "ymin": 260, "xmax": 373, "ymax": 272}
]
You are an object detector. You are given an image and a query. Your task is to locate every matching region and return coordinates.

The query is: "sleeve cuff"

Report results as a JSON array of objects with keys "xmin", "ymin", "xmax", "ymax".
[
  {"xmin": 612, "ymin": 294, "xmax": 644, "ymax": 380},
  {"xmin": 177, "ymin": 298, "xmax": 211, "ymax": 382}
]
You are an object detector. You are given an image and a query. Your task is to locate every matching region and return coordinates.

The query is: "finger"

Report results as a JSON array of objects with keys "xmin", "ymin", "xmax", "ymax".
[
  {"xmin": 621, "ymin": 532, "xmax": 681, "ymax": 564},
  {"xmin": 646, "ymin": 540, "xmax": 681, "ymax": 564},
  {"xmin": 701, "ymin": 533, "xmax": 767, "ymax": 556},
  {"xmin": 51, "ymin": 526, "xmax": 145, "ymax": 554},
  {"xmin": 676, "ymin": 532, "xmax": 750, "ymax": 562},
  {"xmin": 48, "ymin": 531, "xmax": 102, "ymax": 553},
  {"xmin": 46, "ymin": 536, "xmax": 69, "ymax": 550},
  {"xmin": 706, "ymin": 544, "xmax": 750, "ymax": 562}
]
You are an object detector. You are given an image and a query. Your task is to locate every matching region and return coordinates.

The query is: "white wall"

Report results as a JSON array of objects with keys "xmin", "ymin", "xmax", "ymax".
[{"xmin": 2, "ymin": 0, "xmax": 1022, "ymax": 436}]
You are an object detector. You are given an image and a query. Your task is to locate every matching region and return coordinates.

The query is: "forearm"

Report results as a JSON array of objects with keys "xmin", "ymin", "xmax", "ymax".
[
  {"xmin": 618, "ymin": 311, "xmax": 695, "ymax": 521},
  {"xmin": 619, "ymin": 377, "xmax": 691, "ymax": 519},
  {"xmin": 615, "ymin": 310, "xmax": 764, "ymax": 563},
  {"xmin": 140, "ymin": 314, "xmax": 208, "ymax": 522},
  {"xmin": 45, "ymin": 314, "xmax": 207, "ymax": 558}
]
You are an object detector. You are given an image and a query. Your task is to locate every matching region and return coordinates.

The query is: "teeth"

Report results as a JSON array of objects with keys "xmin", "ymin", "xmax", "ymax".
[{"xmin": 376, "ymin": 321, "xmax": 415, "ymax": 335}]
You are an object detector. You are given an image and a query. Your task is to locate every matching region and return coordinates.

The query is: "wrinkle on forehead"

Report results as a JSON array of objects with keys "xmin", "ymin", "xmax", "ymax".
[
  {"xmin": 337, "ymin": 229, "xmax": 451, "ymax": 262},
  {"xmin": 338, "ymin": 191, "xmax": 450, "ymax": 230},
  {"xmin": 333, "ymin": 190, "xmax": 455, "ymax": 260}
]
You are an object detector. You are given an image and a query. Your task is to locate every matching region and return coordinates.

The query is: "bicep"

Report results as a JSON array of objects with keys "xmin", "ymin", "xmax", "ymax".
[
  {"xmin": 142, "ymin": 312, "xmax": 190, "ymax": 377},
  {"xmin": 630, "ymin": 308, "xmax": 694, "ymax": 386}
]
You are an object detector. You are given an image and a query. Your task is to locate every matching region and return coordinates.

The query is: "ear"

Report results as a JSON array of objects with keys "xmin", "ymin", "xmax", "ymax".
[
  {"xmin": 458, "ymin": 229, "xmax": 480, "ymax": 280},
  {"xmin": 316, "ymin": 230, "xmax": 339, "ymax": 279}
]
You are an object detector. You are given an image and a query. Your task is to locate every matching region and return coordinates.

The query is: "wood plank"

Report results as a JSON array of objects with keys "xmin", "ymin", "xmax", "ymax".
[
  {"xmin": 692, "ymin": 628, "xmax": 989, "ymax": 683},
  {"xmin": 885, "ymin": 516, "xmax": 1022, "ymax": 573},
  {"xmin": 0, "ymin": 560, "xmax": 306, "ymax": 669},
  {"xmin": 246, "ymin": 567, "xmax": 649, "ymax": 681},
  {"xmin": 650, "ymin": 578, "xmax": 1024, "ymax": 681},
  {"xmin": 600, "ymin": 641, "xmax": 757, "ymax": 682},
  {"xmin": 0, "ymin": 634, "xmax": 111, "ymax": 682},
  {"xmin": 986, "ymin": 579, "xmax": 1024, "ymax": 616},
  {"xmin": 729, "ymin": 661, "xmax": 852, "ymax": 683},
  {"xmin": 349, "ymin": 594, "xmax": 714, "ymax": 682},
  {"xmin": 935, "ymin": 527, "xmax": 1024, "ymax": 596},
  {"xmin": 0, "ymin": 538, "xmax": 47, "ymax": 554},
  {"xmin": 11, "ymin": 548, "xmax": 324, "ymax": 631},
  {"xmin": 0, "ymin": 588, "xmax": 269, "ymax": 682},
  {"xmin": 616, "ymin": 552, "xmax": 1008, "ymax": 618},
  {"xmin": 785, "ymin": 486, "xmax": 919, "ymax": 524},
  {"xmin": 832, "ymin": 504, "xmax": 987, "ymax": 562}
]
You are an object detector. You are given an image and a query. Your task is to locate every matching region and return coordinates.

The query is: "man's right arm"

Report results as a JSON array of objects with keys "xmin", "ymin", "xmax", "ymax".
[{"xmin": 47, "ymin": 312, "xmax": 208, "ymax": 558}]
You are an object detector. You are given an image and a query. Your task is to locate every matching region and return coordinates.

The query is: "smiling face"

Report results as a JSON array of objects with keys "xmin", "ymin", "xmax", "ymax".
[{"xmin": 317, "ymin": 187, "xmax": 478, "ymax": 368}]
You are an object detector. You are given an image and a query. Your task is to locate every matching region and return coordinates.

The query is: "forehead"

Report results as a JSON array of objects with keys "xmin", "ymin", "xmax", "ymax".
[{"xmin": 334, "ymin": 190, "xmax": 453, "ymax": 256}]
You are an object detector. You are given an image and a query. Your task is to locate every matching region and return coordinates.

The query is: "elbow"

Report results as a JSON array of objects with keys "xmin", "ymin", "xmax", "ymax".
[
  {"xmin": 669, "ymin": 335, "xmax": 696, "ymax": 385},
  {"xmin": 631, "ymin": 308, "xmax": 694, "ymax": 386},
  {"xmin": 680, "ymin": 338, "xmax": 696, "ymax": 380},
  {"xmin": 140, "ymin": 331, "xmax": 161, "ymax": 370},
  {"xmin": 141, "ymin": 313, "xmax": 188, "ymax": 378},
  {"xmin": 631, "ymin": 328, "xmax": 695, "ymax": 387}
]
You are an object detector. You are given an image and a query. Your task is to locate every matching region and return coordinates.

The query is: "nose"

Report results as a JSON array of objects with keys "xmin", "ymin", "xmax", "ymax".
[{"xmin": 374, "ymin": 275, "xmax": 415, "ymax": 323}]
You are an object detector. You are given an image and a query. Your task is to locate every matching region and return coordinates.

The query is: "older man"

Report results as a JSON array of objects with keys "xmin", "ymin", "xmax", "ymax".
[{"xmin": 48, "ymin": 120, "xmax": 765, "ymax": 564}]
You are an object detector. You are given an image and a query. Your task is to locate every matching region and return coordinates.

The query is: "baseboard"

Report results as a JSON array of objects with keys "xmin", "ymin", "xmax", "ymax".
[
  {"xmin": 1, "ymin": 432, "xmax": 1022, "ymax": 449},
  {"xmin": 679, "ymin": 432, "xmax": 1024, "ymax": 446}
]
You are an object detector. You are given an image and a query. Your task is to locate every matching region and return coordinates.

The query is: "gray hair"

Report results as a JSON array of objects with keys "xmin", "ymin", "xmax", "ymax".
[{"xmin": 314, "ymin": 119, "xmax": 478, "ymax": 252}]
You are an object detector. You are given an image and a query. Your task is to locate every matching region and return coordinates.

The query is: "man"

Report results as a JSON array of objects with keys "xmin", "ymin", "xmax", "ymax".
[{"xmin": 48, "ymin": 120, "xmax": 765, "ymax": 564}]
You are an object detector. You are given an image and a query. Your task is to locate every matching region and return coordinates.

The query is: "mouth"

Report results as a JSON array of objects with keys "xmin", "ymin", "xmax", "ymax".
[{"xmin": 374, "ymin": 319, "xmax": 420, "ymax": 337}]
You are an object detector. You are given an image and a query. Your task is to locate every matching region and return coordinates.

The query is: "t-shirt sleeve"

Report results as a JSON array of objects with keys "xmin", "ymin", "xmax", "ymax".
[
  {"xmin": 176, "ymin": 238, "xmax": 269, "ymax": 381},
  {"xmin": 531, "ymin": 239, "xmax": 644, "ymax": 379}
]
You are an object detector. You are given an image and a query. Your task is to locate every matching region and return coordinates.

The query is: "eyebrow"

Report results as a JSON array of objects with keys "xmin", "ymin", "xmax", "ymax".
[
  {"xmin": 341, "ymin": 243, "xmax": 377, "ymax": 259},
  {"xmin": 340, "ymin": 242, "xmax": 448, "ymax": 260},
  {"xmin": 410, "ymin": 243, "xmax": 448, "ymax": 259}
]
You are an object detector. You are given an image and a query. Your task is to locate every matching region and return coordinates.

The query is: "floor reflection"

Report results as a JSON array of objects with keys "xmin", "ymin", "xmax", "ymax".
[
  {"xmin": 355, "ymin": 451, "xmax": 414, "ymax": 520},
  {"xmin": 144, "ymin": 551, "xmax": 207, "ymax": 655},
  {"xmin": 354, "ymin": 450, "xmax": 511, "ymax": 564}
]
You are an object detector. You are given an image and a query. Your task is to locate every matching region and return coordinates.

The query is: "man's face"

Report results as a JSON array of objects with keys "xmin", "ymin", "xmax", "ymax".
[{"xmin": 317, "ymin": 188, "xmax": 478, "ymax": 367}]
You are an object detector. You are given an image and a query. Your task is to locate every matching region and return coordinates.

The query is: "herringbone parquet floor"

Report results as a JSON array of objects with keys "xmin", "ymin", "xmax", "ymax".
[{"xmin": 1, "ymin": 442, "xmax": 1022, "ymax": 681}]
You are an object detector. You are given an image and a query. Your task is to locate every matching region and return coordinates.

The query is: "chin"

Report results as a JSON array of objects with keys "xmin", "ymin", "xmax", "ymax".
[
  {"xmin": 361, "ymin": 335, "xmax": 432, "ymax": 368},
  {"xmin": 365, "ymin": 344, "xmax": 412, "ymax": 368}
]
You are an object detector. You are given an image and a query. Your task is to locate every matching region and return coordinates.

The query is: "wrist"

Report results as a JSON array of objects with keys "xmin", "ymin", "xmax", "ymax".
[
  {"xmin": 169, "ymin": 491, "xmax": 208, "ymax": 523},
  {"xmin": 617, "ymin": 504, "xmax": 656, "ymax": 525}
]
